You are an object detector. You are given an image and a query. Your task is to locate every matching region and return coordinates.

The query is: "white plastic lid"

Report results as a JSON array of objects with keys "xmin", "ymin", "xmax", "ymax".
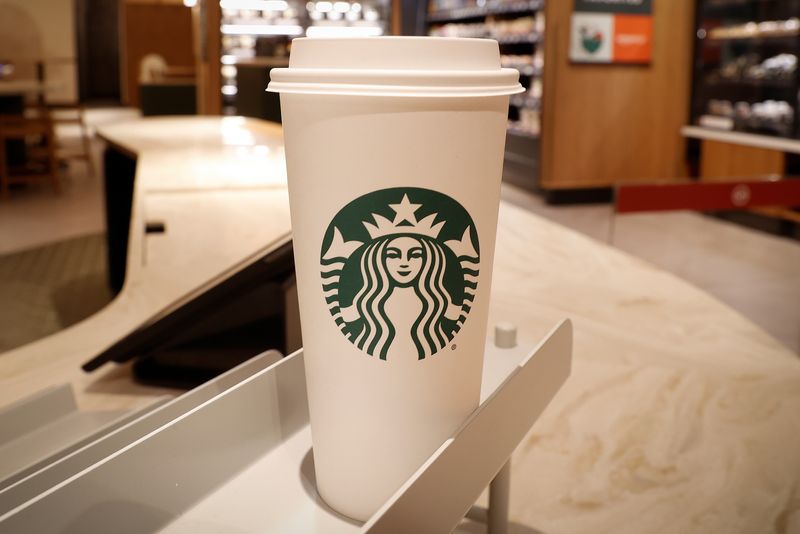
[{"xmin": 267, "ymin": 37, "xmax": 524, "ymax": 97}]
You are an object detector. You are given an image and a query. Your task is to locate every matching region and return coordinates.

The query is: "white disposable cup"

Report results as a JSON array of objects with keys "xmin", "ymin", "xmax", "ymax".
[{"xmin": 268, "ymin": 37, "xmax": 522, "ymax": 521}]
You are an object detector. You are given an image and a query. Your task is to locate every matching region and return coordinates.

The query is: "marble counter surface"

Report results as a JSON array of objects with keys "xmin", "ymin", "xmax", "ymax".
[
  {"xmin": 1, "ymin": 117, "xmax": 799, "ymax": 533},
  {"xmin": 490, "ymin": 203, "xmax": 800, "ymax": 533}
]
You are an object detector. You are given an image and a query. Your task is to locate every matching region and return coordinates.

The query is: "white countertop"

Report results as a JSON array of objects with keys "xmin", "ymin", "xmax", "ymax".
[
  {"xmin": 98, "ymin": 116, "xmax": 284, "ymax": 157},
  {"xmin": 682, "ymin": 125, "xmax": 800, "ymax": 154},
  {"xmin": 1, "ymin": 117, "xmax": 799, "ymax": 533},
  {"xmin": 99, "ymin": 117, "xmax": 288, "ymax": 192}
]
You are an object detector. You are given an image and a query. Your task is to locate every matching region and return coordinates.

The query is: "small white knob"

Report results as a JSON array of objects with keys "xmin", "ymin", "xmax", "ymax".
[{"xmin": 494, "ymin": 323, "xmax": 517, "ymax": 349}]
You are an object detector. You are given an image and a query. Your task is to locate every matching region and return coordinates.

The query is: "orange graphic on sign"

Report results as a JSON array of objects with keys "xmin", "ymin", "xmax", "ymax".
[{"xmin": 613, "ymin": 15, "xmax": 652, "ymax": 63}]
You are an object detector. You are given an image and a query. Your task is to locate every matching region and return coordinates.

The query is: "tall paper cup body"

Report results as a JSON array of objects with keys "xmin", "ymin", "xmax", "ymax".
[{"xmin": 272, "ymin": 38, "xmax": 519, "ymax": 521}]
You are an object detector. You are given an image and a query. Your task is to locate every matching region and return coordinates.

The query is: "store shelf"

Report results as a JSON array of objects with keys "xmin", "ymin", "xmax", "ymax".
[
  {"xmin": 692, "ymin": 2, "xmax": 800, "ymax": 143},
  {"xmin": 502, "ymin": 64, "xmax": 542, "ymax": 76},
  {"xmin": 705, "ymin": 78, "xmax": 795, "ymax": 89},
  {"xmin": 704, "ymin": 32, "xmax": 800, "ymax": 43},
  {"xmin": 427, "ymin": 0, "xmax": 544, "ymax": 186},
  {"xmin": 705, "ymin": 0, "xmax": 789, "ymax": 6},
  {"xmin": 510, "ymin": 94, "xmax": 540, "ymax": 109},
  {"xmin": 428, "ymin": 0, "xmax": 543, "ymax": 23},
  {"xmin": 682, "ymin": 125, "xmax": 800, "ymax": 155},
  {"xmin": 225, "ymin": 56, "xmax": 290, "ymax": 67},
  {"xmin": 507, "ymin": 126, "xmax": 538, "ymax": 139},
  {"xmin": 496, "ymin": 33, "xmax": 540, "ymax": 45},
  {"xmin": 219, "ymin": 0, "xmax": 391, "ymax": 113},
  {"xmin": 697, "ymin": 119, "xmax": 795, "ymax": 139},
  {"xmin": 428, "ymin": 31, "xmax": 540, "ymax": 43},
  {"xmin": 702, "ymin": 0, "xmax": 800, "ymax": 14}
]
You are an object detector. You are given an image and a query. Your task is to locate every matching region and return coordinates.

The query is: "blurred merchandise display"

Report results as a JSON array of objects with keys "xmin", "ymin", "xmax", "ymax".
[
  {"xmin": 500, "ymin": 52, "xmax": 543, "ymax": 75},
  {"xmin": 710, "ymin": 53, "xmax": 797, "ymax": 83},
  {"xmin": 692, "ymin": 0, "xmax": 800, "ymax": 139},
  {"xmin": 708, "ymin": 17, "xmax": 800, "ymax": 40},
  {"xmin": 508, "ymin": 106, "xmax": 539, "ymax": 136},
  {"xmin": 428, "ymin": 0, "xmax": 541, "ymax": 16},
  {"xmin": 427, "ymin": 2, "xmax": 544, "ymax": 139},
  {"xmin": 701, "ymin": 99, "xmax": 794, "ymax": 136},
  {"xmin": 742, "ymin": 100, "xmax": 794, "ymax": 135},
  {"xmin": 304, "ymin": 0, "xmax": 386, "ymax": 37},
  {"xmin": 758, "ymin": 53, "xmax": 798, "ymax": 79},
  {"xmin": 218, "ymin": 0, "xmax": 390, "ymax": 113},
  {"xmin": 426, "ymin": 0, "xmax": 544, "ymax": 189},
  {"xmin": 429, "ymin": 16, "xmax": 538, "ymax": 41}
]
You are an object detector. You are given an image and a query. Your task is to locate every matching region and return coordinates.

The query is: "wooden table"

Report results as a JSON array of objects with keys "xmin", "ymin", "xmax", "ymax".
[
  {"xmin": 1, "ymin": 117, "xmax": 798, "ymax": 533},
  {"xmin": 0, "ymin": 80, "xmax": 60, "ymax": 97},
  {"xmin": 0, "ymin": 80, "xmax": 61, "ymax": 111}
]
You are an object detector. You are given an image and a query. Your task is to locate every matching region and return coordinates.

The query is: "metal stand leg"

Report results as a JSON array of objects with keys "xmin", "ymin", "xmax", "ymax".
[
  {"xmin": 465, "ymin": 459, "xmax": 511, "ymax": 534},
  {"xmin": 487, "ymin": 460, "xmax": 511, "ymax": 534}
]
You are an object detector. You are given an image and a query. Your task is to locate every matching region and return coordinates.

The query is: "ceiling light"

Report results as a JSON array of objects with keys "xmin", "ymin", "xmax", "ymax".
[
  {"xmin": 306, "ymin": 25, "xmax": 383, "ymax": 37},
  {"xmin": 221, "ymin": 23, "xmax": 304, "ymax": 35}
]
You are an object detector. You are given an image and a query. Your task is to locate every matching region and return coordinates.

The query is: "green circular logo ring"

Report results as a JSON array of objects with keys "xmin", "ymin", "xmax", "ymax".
[{"xmin": 320, "ymin": 187, "xmax": 480, "ymax": 361}]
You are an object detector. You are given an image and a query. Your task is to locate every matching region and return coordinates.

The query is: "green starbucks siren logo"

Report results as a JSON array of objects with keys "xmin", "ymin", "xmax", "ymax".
[{"xmin": 320, "ymin": 187, "xmax": 480, "ymax": 361}]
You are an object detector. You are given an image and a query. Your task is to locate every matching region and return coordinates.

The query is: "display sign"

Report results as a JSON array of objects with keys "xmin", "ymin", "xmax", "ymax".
[{"xmin": 570, "ymin": 0, "xmax": 653, "ymax": 64}]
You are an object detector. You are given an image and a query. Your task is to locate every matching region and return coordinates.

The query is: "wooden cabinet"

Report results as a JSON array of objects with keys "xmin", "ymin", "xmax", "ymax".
[
  {"xmin": 540, "ymin": 0, "xmax": 694, "ymax": 190},
  {"xmin": 120, "ymin": 1, "xmax": 195, "ymax": 108},
  {"xmin": 699, "ymin": 139, "xmax": 785, "ymax": 181}
]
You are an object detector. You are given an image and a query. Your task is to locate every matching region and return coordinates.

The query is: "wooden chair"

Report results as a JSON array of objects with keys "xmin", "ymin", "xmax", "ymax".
[
  {"xmin": 48, "ymin": 103, "xmax": 95, "ymax": 179},
  {"xmin": 0, "ymin": 109, "xmax": 60, "ymax": 198},
  {"xmin": 25, "ymin": 59, "xmax": 96, "ymax": 179}
]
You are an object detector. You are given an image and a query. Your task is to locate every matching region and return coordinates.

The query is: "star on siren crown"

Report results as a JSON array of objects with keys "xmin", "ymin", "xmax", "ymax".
[{"xmin": 363, "ymin": 194, "xmax": 445, "ymax": 239}]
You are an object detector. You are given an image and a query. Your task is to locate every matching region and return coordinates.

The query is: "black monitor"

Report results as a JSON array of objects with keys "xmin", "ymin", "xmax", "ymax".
[{"xmin": 82, "ymin": 237, "xmax": 298, "ymax": 389}]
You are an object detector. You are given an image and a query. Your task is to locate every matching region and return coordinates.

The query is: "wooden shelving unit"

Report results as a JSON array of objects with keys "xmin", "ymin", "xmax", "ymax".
[{"xmin": 427, "ymin": 0, "xmax": 542, "ymax": 22}]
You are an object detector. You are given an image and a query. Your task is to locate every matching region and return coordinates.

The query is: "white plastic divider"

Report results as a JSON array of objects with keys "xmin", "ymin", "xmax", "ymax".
[
  {"xmin": 0, "ymin": 384, "xmax": 129, "ymax": 490},
  {"xmin": 0, "ymin": 351, "xmax": 282, "ymax": 515},
  {"xmin": 0, "ymin": 320, "xmax": 571, "ymax": 533},
  {"xmin": 0, "ymin": 385, "xmax": 77, "ymax": 446},
  {"xmin": 364, "ymin": 319, "xmax": 572, "ymax": 533}
]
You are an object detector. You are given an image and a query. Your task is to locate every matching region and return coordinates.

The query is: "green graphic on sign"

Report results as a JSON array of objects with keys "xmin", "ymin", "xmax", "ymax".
[
  {"xmin": 580, "ymin": 26, "xmax": 604, "ymax": 53},
  {"xmin": 320, "ymin": 187, "xmax": 480, "ymax": 361}
]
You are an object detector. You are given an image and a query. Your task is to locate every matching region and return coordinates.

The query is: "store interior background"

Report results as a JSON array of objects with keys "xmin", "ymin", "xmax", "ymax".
[{"xmin": 0, "ymin": 0, "xmax": 798, "ymax": 356}]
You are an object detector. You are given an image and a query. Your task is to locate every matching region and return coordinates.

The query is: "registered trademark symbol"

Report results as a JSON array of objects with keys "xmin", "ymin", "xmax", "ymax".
[{"xmin": 451, "ymin": 345, "xmax": 457, "ymax": 350}]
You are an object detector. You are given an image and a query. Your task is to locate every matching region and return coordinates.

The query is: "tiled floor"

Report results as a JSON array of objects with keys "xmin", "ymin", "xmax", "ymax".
[
  {"xmin": 0, "ymin": 234, "xmax": 110, "ymax": 352},
  {"xmin": 1, "ymin": 107, "xmax": 798, "ymax": 354}
]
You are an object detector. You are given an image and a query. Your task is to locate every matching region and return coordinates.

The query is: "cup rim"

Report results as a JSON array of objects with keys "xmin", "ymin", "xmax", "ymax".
[{"xmin": 267, "ymin": 36, "xmax": 524, "ymax": 97}]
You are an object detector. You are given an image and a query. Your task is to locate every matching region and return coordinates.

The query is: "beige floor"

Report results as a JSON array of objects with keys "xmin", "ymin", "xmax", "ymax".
[
  {"xmin": 501, "ymin": 186, "xmax": 800, "ymax": 354},
  {"xmin": 0, "ymin": 107, "xmax": 798, "ymax": 354}
]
